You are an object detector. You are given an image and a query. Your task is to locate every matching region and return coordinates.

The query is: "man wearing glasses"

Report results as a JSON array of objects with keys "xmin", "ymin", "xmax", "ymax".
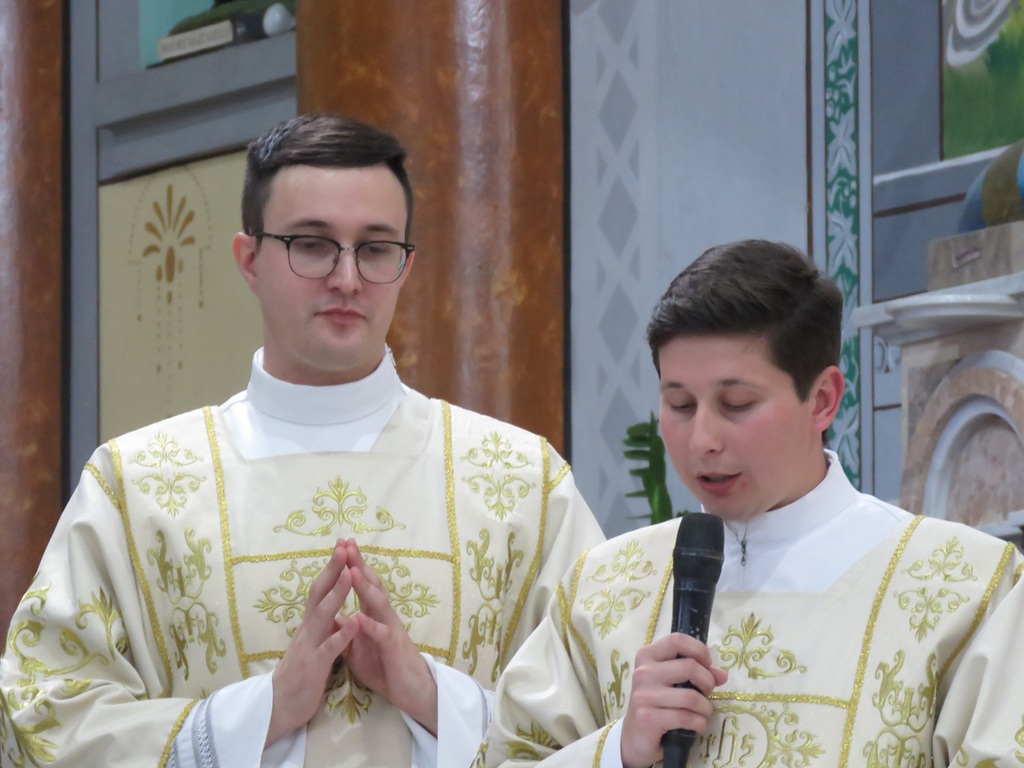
[{"xmin": 0, "ymin": 114, "xmax": 604, "ymax": 767}]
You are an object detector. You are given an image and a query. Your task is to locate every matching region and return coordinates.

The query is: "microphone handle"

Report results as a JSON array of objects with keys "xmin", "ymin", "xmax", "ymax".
[{"xmin": 661, "ymin": 580, "xmax": 717, "ymax": 768}]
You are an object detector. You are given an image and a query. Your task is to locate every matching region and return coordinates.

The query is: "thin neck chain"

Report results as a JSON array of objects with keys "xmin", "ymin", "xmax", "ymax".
[{"xmin": 728, "ymin": 522, "xmax": 750, "ymax": 566}]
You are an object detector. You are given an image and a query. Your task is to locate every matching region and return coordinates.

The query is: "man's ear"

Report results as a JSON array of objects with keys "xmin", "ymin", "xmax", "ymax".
[
  {"xmin": 810, "ymin": 364, "xmax": 845, "ymax": 433},
  {"xmin": 233, "ymin": 231, "xmax": 259, "ymax": 289},
  {"xmin": 395, "ymin": 249, "xmax": 415, "ymax": 289}
]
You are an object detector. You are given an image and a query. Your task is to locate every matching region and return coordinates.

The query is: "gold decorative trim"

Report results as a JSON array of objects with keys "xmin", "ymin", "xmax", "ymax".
[
  {"xmin": 110, "ymin": 438, "xmax": 174, "ymax": 692},
  {"xmin": 645, "ymin": 546, "xmax": 673, "ymax": 645},
  {"xmin": 562, "ymin": 556, "xmax": 598, "ymax": 675},
  {"xmin": 443, "ymin": 401, "xmax": 462, "ymax": 666},
  {"xmin": 838, "ymin": 514, "xmax": 922, "ymax": 767},
  {"xmin": 592, "ymin": 721, "xmax": 617, "ymax": 768},
  {"xmin": 160, "ymin": 699, "xmax": 199, "ymax": 767},
  {"xmin": 85, "ymin": 462, "xmax": 123, "ymax": 513},
  {"xmin": 244, "ymin": 650, "xmax": 285, "ymax": 663},
  {"xmin": 498, "ymin": 436, "xmax": 551, "ymax": 668},
  {"xmin": 547, "ymin": 455, "xmax": 570, "ymax": 493},
  {"xmin": 205, "ymin": 408, "xmax": 247, "ymax": 678},
  {"xmin": 233, "ymin": 549, "xmax": 334, "ymax": 564},
  {"xmin": 711, "ymin": 691, "xmax": 850, "ymax": 708},
  {"xmin": 231, "ymin": 546, "xmax": 455, "ymax": 565},
  {"xmin": 936, "ymin": 540, "xmax": 1015, "ymax": 686}
]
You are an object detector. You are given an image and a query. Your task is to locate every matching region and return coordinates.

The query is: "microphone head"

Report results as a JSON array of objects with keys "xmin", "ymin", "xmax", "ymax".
[{"xmin": 673, "ymin": 513, "xmax": 725, "ymax": 582}]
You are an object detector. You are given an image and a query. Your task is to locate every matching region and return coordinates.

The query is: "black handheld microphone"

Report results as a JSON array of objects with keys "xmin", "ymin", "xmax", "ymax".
[{"xmin": 661, "ymin": 513, "xmax": 725, "ymax": 768}]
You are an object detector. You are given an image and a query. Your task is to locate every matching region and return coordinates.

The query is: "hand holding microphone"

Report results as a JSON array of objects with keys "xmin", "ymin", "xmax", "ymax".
[
  {"xmin": 662, "ymin": 512, "xmax": 725, "ymax": 768},
  {"xmin": 619, "ymin": 514, "xmax": 726, "ymax": 768}
]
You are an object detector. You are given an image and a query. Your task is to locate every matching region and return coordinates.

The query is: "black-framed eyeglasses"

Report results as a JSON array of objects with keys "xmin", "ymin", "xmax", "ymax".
[{"xmin": 255, "ymin": 232, "xmax": 415, "ymax": 284}]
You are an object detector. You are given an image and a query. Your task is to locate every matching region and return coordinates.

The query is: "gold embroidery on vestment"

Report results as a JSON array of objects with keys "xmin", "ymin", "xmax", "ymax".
[
  {"xmin": 839, "ymin": 515, "xmax": 922, "ymax": 767},
  {"xmin": 274, "ymin": 476, "xmax": 406, "ymax": 536},
  {"xmin": 463, "ymin": 529, "xmax": 525, "ymax": 682},
  {"xmin": 601, "ymin": 648, "xmax": 630, "ymax": 719},
  {"xmin": 148, "ymin": 528, "xmax": 226, "ymax": 678},
  {"xmin": 699, "ymin": 702, "xmax": 825, "ymax": 767},
  {"xmin": 255, "ymin": 557, "xmax": 327, "ymax": 635},
  {"xmin": 128, "ymin": 431, "xmax": 205, "ymax": 518},
  {"xmin": 205, "ymin": 408, "xmax": 246, "ymax": 680},
  {"xmin": 862, "ymin": 650, "xmax": 936, "ymax": 766},
  {"xmin": 507, "ymin": 722, "xmax": 559, "ymax": 759},
  {"xmin": 111, "ymin": 438, "xmax": 174, "ymax": 692},
  {"xmin": 443, "ymin": 402, "xmax": 461, "ymax": 666},
  {"xmin": 498, "ymin": 437, "xmax": 550, "ymax": 671},
  {"xmin": 461, "ymin": 432, "xmax": 535, "ymax": 521},
  {"xmin": 719, "ymin": 613, "xmax": 808, "ymax": 679}
]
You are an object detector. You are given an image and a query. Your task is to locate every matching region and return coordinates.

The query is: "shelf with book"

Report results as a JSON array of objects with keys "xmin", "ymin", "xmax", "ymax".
[{"xmin": 95, "ymin": 31, "xmax": 296, "ymax": 181}]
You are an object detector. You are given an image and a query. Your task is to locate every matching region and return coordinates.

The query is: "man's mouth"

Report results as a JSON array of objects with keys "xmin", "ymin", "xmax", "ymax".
[{"xmin": 698, "ymin": 472, "xmax": 737, "ymax": 484}]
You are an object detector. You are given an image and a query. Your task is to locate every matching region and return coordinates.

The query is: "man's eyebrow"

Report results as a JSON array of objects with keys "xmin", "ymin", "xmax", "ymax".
[
  {"xmin": 363, "ymin": 222, "xmax": 401, "ymax": 236},
  {"xmin": 660, "ymin": 378, "xmax": 755, "ymax": 390},
  {"xmin": 278, "ymin": 219, "xmax": 400, "ymax": 236}
]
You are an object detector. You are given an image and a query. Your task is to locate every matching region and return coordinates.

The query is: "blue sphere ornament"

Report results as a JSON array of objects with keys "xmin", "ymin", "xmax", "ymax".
[{"xmin": 959, "ymin": 138, "xmax": 1024, "ymax": 233}]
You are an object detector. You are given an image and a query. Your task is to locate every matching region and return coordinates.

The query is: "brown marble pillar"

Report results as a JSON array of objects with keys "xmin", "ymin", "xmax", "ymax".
[
  {"xmin": 296, "ymin": 0, "xmax": 567, "ymax": 452},
  {"xmin": 0, "ymin": 1, "xmax": 65, "ymax": 634}
]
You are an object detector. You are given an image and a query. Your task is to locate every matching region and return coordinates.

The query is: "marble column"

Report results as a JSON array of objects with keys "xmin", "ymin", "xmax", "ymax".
[
  {"xmin": 296, "ymin": 0, "xmax": 567, "ymax": 452},
  {"xmin": 0, "ymin": 1, "xmax": 65, "ymax": 632}
]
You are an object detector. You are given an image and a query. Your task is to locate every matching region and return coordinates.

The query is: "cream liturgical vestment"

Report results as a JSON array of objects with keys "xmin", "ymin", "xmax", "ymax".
[
  {"xmin": 479, "ymin": 458, "xmax": 1024, "ymax": 768},
  {"xmin": 0, "ymin": 384, "xmax": 604, "ymax": 767}
]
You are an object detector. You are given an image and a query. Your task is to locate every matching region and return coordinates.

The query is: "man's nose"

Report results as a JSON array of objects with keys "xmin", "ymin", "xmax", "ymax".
[
  {"xmin": 326, "ymin": 249, "xmax": 362, "ymax": 291},
  {"xmin": 690, "ymin": 407, "xmax": 724, "ymax": 455}
]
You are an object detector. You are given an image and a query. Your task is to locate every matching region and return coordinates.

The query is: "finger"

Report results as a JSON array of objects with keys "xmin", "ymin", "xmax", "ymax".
[
  {"xmin": 711, "ymin": 665, "xmax": 728, "ymax": 686},
  {"xmin": 324, "ymin": 613, "xmax": 361, "ymax": 659},
  {"xmin": 306, "ymin": 541, "xmax": 348, "ymax": 607},
  {"xmin": 349, "ymin": 564, "xmax": 399, "ymax": 624},
  {"xmin": 344, "ymin": 540, "xmax": 385, "ymax": 590},
  {"xmin": 303, "ymin": 566, "xmax": 354, "ymax": 645}
]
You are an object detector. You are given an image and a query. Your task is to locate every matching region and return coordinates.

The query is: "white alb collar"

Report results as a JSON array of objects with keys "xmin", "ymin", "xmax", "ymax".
[
  {"xmin": 246, "ymin": 347, "xmax": 404, "ymax": 426},
  {"xmin": 722, "ymin": 450, "xmax": 857, "ymax": 545}
]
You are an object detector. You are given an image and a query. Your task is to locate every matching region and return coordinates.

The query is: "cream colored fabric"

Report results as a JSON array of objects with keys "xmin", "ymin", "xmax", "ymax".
[
  {"xmin": 480, "ymin": 512, "xmax": 1024, "ymax": 767},
  {"xmin": 0, "ymin": 391, "xmax": 604, "ymax": 767}
]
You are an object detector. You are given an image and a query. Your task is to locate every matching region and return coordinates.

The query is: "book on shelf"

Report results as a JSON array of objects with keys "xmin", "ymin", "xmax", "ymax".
[{"xmin": 156, "ymin": 13, "xmax": 265, "ymax": 63}]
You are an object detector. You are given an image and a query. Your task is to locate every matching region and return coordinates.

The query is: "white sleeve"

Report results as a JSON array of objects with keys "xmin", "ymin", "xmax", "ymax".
[
  {"xmin": 167, "ymin": 673, "xmax": 306, "ymax": 768},
  {"xmin": 400, "ymin": 653, "xmax": 493, "ymax": 768},
  {"xmin": 598, "ymin": 720, "xmax": 625, "ymax": 768}
]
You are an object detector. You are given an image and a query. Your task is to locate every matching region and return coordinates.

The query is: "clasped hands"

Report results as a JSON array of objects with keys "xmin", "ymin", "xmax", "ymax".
[{"xmin": 267, "ymin": 538, "xmax": 437, "ymax": 747}]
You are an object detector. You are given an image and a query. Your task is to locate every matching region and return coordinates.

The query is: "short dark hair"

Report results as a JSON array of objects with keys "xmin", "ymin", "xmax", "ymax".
[
  {"xmin": 647, "ymin": 239, "xmax": 843, "ymax": 400},
  {"xmin": 241, "ymin": 113, "xmax": 414, "ymax": 237}
]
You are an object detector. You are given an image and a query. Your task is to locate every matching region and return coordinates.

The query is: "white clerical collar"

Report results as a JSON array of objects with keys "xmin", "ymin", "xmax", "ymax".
[
  {"xmin": 721, "ymin": 450, "xmax": 857, "ymax": 545},
  {"xmin": 246, "ymin": 347, "xmax": 405, "ymax": 426}
]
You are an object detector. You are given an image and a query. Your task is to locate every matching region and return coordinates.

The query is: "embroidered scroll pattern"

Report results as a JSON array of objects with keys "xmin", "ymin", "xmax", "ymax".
[
  {"xmin": 718, "ymin": 613, "xmax": 807, "ymax": 680},
  {"xmin": 275, "ymin": 476, "xmax": 406, "ymax": 536},
  {"xmin": 3, "ymin": 585, "xmax": 128, "ymax": 765},
  {"xmin": 698, "ymin": 702, "xmax": 824, "ymax": 767},
  {"xmin": 325, "ymin": 665, "xmax": 373, "ymax": 723},
  {"xmin": 894, "ymin": 537, "xmax": 976, "ymax": 640},
  {"xmin": 602, "ymin": 648, "xmax": 631, "ymax": 720},
  {"xmin": 129, "ymin": 431, "xmax": 205, "ymax": 518},
  {"xmin": 255, "ymin": 557, "xmax": 327, "ymax": 635},
  {"xmin": 582, "ymin": 539, "xmax": 652, "ymax": 638},
  {"xmin": 462, "ymin": 529, "xmax": 525, "ymax": 683},
  {"xmin": 462, "ymin": 432, "xmax": 535, "ymax": 520},
  {"xmin": 147, "ymin": 528, "xmax": 226, "ymax": 679},
  {"xmin": 862, "ymin": 650, "xmax": 936, "ymax": 766},
  {"xmin": 506, "ymin": 723, "xmax": 560, "ymax": 760},
  {"xmin": 362, "ymin": 553, "xmax": 440, "ymax": 627}
]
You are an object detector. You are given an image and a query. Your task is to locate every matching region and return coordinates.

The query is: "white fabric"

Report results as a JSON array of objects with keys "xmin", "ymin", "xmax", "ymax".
[
  {"xmin": 598, "ymin": 453, "xmax": 912, "ymax": 768},
  {"xmin": 433, "ymin": 654, "xmax": 495, "ymax": 767},
  {"xmin": 717, "ymin": 450, "xmax": 913, "ymax": 593},
  {"xmin": 483, "ymin": 456, "xmax": 1024, "ymax": 767},
  {"xmin": 220, "ymin": 348, "xmax": 407, "ymax": 458},
  {"xmin": 174, "ymin": 348, "xmax": 444, "ymax": 768}
]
